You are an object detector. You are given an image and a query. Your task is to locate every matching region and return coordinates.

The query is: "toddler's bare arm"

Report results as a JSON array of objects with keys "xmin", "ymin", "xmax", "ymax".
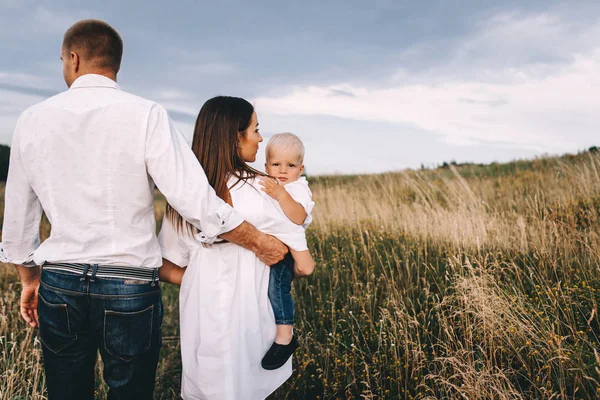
[
  {"xmin": 278, "ymin": 191, "xmax": 308, "ymax": 225},
  {"xmin": 259, "ymin": 178, "xmax": 307, "ymax": 225},
  {"xmin": 290, "ymin": 249, "xmax": 315, "ymax": 277}
]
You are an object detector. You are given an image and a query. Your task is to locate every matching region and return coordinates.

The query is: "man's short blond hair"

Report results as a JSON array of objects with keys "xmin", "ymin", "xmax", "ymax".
[{"xmin": 266, "ymin": 132, "xmax": 305, "ymax": 163}]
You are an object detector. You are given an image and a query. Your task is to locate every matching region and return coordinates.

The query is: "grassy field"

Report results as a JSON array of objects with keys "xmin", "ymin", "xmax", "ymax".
[{"xmin": 2, "ymin": 151, "xmax": 600, "ymax": 399}]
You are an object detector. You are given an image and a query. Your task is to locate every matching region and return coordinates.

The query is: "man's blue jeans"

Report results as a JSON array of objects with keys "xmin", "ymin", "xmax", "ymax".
[
  {"xmin": 268, "ymin": 253, "xmax": 295, "ymax": 325},
  {"xmin": 37, "ymin": 269, "xmax": 163, "ymax": 400}
]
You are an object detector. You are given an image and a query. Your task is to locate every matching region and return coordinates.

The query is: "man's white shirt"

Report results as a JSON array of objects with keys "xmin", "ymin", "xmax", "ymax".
[{"xmin": 0, "ymin": 74, "xmax": 243, "ymax": 268}]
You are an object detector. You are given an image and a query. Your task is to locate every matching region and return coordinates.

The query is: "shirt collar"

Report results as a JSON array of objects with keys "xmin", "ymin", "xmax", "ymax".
[{"xmin": 70, "ymin": 74, "xmax": 120, "ymax": 90}]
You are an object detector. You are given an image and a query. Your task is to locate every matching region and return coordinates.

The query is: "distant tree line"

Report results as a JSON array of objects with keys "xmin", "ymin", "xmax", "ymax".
[
  {"xmin": 0, "ymin": 145, "xmax": 9, "ymax": 181},
  {"xmin": 435, "ymin": 146, "xmax": 600, "ymax": 170},
  {"xmin": 1, "ymin": 145, "xmax": 599, "ymax": 183}
]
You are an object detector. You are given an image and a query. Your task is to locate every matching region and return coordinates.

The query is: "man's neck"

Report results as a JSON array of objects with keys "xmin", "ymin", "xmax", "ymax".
[{"xmin": 77, "ymin": 69, "xmax": 117, "ymax": 83}]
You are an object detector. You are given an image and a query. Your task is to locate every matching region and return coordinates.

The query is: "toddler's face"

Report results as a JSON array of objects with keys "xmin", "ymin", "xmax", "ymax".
[{"xmin": 265, "ymin": 150, "xmax": 304, "ymax": 184}]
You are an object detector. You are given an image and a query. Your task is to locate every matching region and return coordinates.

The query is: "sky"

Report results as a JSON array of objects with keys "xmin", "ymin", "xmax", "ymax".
[{"xmin": 1, "ymin": 0, "xmax": 599, "ymax": 175}]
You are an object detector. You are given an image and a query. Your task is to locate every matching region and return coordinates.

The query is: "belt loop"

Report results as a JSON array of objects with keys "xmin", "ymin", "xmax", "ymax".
[
  {"xmin": 80, "ymin": 264, "xmax": 90, "ymax": 281},
  {"xmin": 89, "ymin": 264, "xmax": 99, "ymax": 283},
  {"xmin": 151, "ymin": 268, "xmax": 158, "ymax": 287}
]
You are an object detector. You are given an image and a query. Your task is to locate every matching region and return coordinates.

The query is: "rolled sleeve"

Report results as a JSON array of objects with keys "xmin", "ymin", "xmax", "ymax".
[
  {"xmin": 204, "ymin": 203, "xmax": 244, "ymax": 242},
  {"xmin": 0, "ymin": 246, "xmax": 36, "ymax": 266},
  {"xmin": 145, "ymin": 104, "xmax": 244, "ymax": 243},
  {"xmin": 1, "ymin": 114, "xmax": 43, "ymax": 266}
]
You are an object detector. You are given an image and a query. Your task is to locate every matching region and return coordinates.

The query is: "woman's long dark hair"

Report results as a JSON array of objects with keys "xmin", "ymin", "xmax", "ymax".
[{"xmin": 166, "ymin": 96, "xmax": 265, "ymax": 234}]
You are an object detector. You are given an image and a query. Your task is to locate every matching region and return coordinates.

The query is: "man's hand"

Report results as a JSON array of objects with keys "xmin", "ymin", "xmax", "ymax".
[
  {"xmin": 220, "ymin": 221, "xmax": 288, "ymax": 265},
  {"xmin": 259, "ymin": 177, "xmax": 287, "ymax": 202},
  {"xmin": 16, "ymin": 265, "xmax": 41, "ymax": 327},
  {"xmin": 20, "ymin": 279, "xmax": 40, "ymax": 328},
  {"xmin": 255, "ymin": 234, "xmax": 288, "ymax": 266}
]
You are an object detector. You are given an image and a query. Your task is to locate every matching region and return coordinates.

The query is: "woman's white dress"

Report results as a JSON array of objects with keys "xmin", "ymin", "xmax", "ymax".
[{"xmin": 158, "ymin": 177, "xmax": 308, "ymax": 400}]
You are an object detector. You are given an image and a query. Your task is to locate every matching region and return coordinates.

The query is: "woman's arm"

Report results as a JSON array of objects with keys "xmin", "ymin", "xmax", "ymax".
[
  {"xmin": 259, "ymin": 178, "xmax": 307, "ymax": 225},
  {"xmin": 159, "ymin": 258, "xmax": 187, "ymax": 285},
  {"xmin": 290, "ymin": 249, "xmax": 315, "ymax": 277}
]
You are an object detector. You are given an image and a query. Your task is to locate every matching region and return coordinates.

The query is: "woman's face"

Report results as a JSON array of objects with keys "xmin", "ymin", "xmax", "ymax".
[{"xmin": 238, "ymin": 111, "xmax": 263, "ymax": 163}]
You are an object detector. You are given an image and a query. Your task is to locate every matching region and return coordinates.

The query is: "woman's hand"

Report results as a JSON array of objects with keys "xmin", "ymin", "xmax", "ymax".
[
  {"xmin": 159, "ymin": 258, "xmax": 186, "ymax": 285},
  {"xmin": 259, "ymin": 177, "xmax": 287, "ymax": 201}
]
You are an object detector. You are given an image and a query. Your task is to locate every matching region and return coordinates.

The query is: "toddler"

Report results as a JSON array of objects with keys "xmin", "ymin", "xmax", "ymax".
[{"xmin": 259, "ymin": 132, "xmax": 315, "ymax": 370}]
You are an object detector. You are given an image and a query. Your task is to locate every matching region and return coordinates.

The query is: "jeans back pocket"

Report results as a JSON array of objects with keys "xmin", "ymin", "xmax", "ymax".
[
  {"xmin": 38, "ymin": 292, "xmax": 78, "ymax": 353},
  {"xmin": 104, "ymin": 305, "xmax": 154, "ymax": 362}
]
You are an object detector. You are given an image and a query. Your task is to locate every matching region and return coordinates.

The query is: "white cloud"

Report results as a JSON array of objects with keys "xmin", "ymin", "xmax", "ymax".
[
  {"xmin": 153, "ymin": 89, "xmax": 191, "ymax": 101},
  {"xmin": 0, "ymin": 5, "xmax": 91, "ymax": 38},
  {"xmin": 0, "ymin": 71, "xmax": 55, "ymax": 88},
  {"xmin": 254, "ymin": 13, "xmax": 600, "ymax": 153},
  {"xmin": 31, "ymin": 6, "xmax": 89, "ymax": 33},
  {"xmin": 160, "ymin": 102, "xmax": 198, "ymax": 118},
  {"xmin": 178, "ymin": 62, "xmax": 237, "ymax": 75}
]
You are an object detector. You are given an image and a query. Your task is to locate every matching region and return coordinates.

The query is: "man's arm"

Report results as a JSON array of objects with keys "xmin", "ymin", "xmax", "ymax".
[
  {"xmin": 15, "ymin": 265, "xmax": 40, "ymax": 327},
  {"xmin": 144, "ymin": 105, "xmax": 286, "ymax": 264},
  {"xmin": 1, "ymin": 114, "xmax": 44, "ymax": 327},
  {"xmin": 145, "ymin": 105, "xmax": 241, "ymax": 240},
  {"xmin": 220, "ymin": 222, "xmax": 288, "ymax": 266}
]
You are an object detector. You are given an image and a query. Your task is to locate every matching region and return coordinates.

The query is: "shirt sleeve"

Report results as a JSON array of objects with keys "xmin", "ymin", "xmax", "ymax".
[
  {"xmin": 145, "ymin": 104, "xmax": 243, "ymax": 244},
  {"xmin": 157, "ymin": 215, "xmax": 191, "ymax": 267},
  {"xmin": 0, "ymin": 113, "xmax": 43, "ymax": 266}
]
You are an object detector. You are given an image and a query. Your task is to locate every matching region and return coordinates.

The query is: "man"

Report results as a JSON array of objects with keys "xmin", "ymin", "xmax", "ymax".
[{"xmin": 0, "ymin": 19, "xmax": 286, "ymax": 399}]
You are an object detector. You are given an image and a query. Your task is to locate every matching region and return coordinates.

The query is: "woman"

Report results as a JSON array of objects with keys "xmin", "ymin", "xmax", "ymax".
[{"xmin": 158, "ymin": 96, "xmax": 312, "ymax": 399}]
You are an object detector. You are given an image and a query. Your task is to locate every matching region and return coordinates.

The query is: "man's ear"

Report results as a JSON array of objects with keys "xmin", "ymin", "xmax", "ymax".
[{"xmin": 70, "ymin": 51, "xmax": 80, "ymax": 73}]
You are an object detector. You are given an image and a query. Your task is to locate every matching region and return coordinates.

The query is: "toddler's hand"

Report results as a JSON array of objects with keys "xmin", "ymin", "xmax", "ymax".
[{"xmin": 259, "ymin": 177, "xmax": 286, "ymax": 201}]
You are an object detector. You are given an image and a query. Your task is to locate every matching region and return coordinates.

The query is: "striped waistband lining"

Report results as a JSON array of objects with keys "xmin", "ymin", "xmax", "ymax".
[{"xmin": 42, "ymin": 263, "xmax": 158, "ymax": 282}]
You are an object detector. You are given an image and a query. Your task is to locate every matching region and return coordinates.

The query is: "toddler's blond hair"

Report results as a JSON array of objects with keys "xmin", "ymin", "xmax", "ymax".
[{"xmin": 266, "ymin": 132, "xmax": 305, "ymax": 163}]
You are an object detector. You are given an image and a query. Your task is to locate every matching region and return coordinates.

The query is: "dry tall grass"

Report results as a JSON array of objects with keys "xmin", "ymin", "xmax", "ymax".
[{"xmin": 2, "ymin": 151, "xmax": 600, "ymax": 399}]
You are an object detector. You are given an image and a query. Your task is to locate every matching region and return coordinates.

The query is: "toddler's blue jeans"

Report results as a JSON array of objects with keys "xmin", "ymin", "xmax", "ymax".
[{"xmin": 268, "ymin": 252, "xmax": 295, "ymax": 325}]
